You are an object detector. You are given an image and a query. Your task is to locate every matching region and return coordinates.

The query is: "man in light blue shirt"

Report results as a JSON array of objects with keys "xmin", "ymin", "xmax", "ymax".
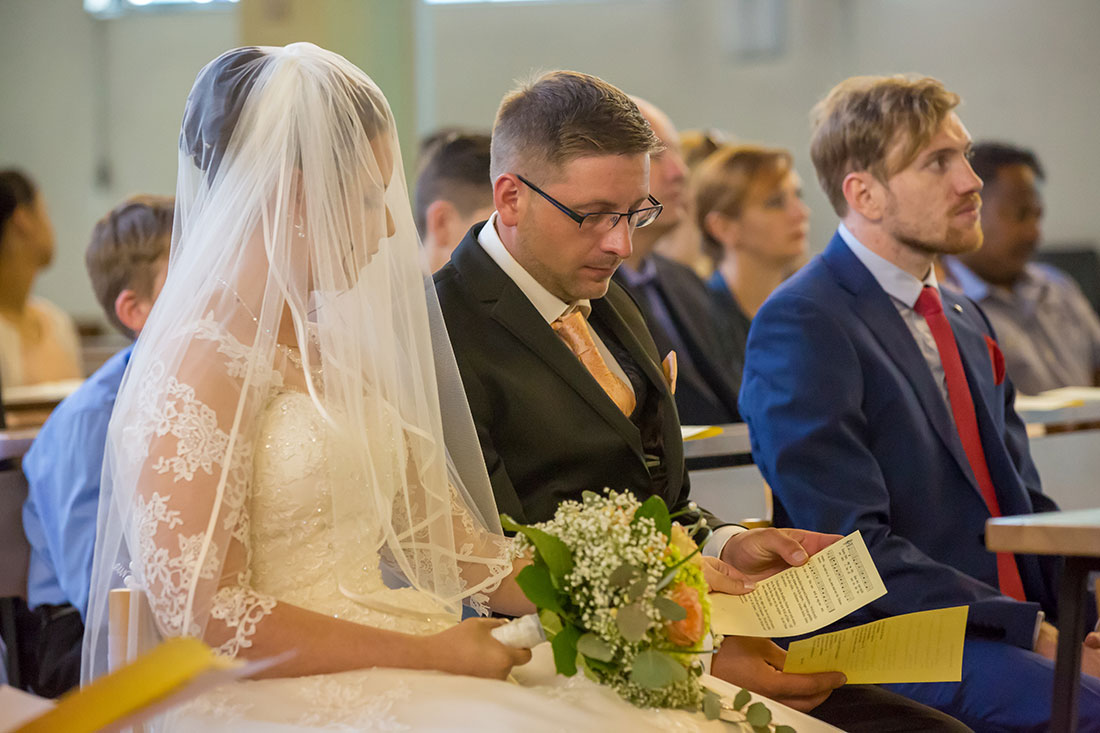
[
  {"xmin": 943, "ymin": 142, "xmax": 1100, "ymax": 395},
  {"xmin": 21, "ymin": 195, "xmax": 171, "ymax": 696}
]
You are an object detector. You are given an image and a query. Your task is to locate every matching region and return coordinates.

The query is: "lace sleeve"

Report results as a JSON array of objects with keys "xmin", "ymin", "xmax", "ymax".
[
  {"xmin": 381, "ymin": 429, "xmax": 515, "ymax": 617},
  {"xmin": 120, "ymin": 314, "xmax": 278, "ymax": 657},
  {"xmin": 448, "ymin": 489, "xmax": 517, "ymax": 616}
]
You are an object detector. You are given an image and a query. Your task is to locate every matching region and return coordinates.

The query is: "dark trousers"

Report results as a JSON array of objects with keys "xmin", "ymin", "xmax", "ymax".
[
  {"xmin": 28, "ymin": 603, "xmax": 84, "ymax": 698},
  {"xmin": 811, "ymin": 684, "xmax": 974, "ymax": 732}
]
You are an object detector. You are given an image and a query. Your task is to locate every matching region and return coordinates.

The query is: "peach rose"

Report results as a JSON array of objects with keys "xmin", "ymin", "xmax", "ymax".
[{"xmin": 665, "ymin": 582, "xmax": 705, "ymax": 647}]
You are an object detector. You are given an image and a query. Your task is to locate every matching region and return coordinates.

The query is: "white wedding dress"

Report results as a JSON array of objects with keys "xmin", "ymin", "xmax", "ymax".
[{"xmin": 155, "ymin": 385, "xmax": 742, "ymax": 732}]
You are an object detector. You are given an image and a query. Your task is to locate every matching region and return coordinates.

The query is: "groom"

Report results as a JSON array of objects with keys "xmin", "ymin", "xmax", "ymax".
[{"xmin": 435, "ymin": 70, "xmax": 968, "ymax": 732}]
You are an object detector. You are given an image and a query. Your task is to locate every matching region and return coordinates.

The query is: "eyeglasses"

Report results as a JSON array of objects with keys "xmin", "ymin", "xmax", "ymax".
[{"xmin": 516, "ymin": 175, "xmax": 662, "ymax": 232}]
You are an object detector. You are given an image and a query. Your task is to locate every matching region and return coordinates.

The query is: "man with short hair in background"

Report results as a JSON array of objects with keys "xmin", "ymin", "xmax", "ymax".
[
  {"xmin": 943, "ymin": 141, "xmax": 1100, "ymax": 395},
  {"xmin": 614, "ymin": 98, "xmax": 742, "ymax": 425},
  {"xmin": 414, "ymin": 130, "xmax": 495, "ymax": 273},
  {"xmin": 21, "ymin": 195, "xmax": 173, "ymax": 697}
]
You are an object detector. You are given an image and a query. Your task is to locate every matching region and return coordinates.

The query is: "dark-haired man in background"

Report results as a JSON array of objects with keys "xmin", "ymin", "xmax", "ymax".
[{"xmin": 943, "ymin": 142, "xmax": 1100, "ymax": 394}]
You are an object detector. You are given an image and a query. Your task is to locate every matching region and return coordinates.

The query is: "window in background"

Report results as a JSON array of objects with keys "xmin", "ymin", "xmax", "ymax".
[
  {"xmin": 423, "ymin": 0, "xmax": 547, "ymax": 4},
  {"xmin": 85, "ymin": 0, "xmax": 238, "ymax": 19}
]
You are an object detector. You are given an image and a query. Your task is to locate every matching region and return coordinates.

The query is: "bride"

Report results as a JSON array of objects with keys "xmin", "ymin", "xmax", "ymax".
[{"xmin": 82, "ymin": 43, "xmax": 827, "ymax": 732}]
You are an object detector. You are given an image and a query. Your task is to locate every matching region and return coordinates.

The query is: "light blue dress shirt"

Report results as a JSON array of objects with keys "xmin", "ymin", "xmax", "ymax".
[
  {"xmin": 943, "ymin": 256, "xmax": 1100, "ymax": 395},
  {"xmin": 21, "ymin": 345, "xmax": 132, "ymax": 619},
  {"xmin": 837, "ymin": 223, "xmax": 951, "ymax": 407}
]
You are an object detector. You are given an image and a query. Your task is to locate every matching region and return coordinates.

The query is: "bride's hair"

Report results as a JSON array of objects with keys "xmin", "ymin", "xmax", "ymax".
[
  {"xmin": 83, "ymin": 43, "xmax": 512, "ymax": 684},
  {"xmin": 182, "ymin": 46, "xmax": 388, "ymax": 182}
]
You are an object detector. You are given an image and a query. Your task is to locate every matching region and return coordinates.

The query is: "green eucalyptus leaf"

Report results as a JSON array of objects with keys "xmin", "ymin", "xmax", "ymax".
[
  {"xmin": 629, "ymin": 649, "xmax": 688, "ymax": 689},
  {"xmin": 733, "ymin": 688, "xmax": 752, "ymax": 711},
  {"xmin": 515, "ymin": 564, "xmax": 566, "ymax": 615},
  {"xmin": 615, "ymin": 603, "xmax": 651, "ymax": 642},
  {"xmin": 500, "ymin": 514, "xmax": 574, "ymax": 587},
  {"xmin": 627, "ymin": 577, "xmax": 649, "ymax": 601},
  {"xmin": 584, "ymin": 656, "xmax": 616, "ymax": 674},
  {"xmin": 655, "ymin": 596, "xmax": 687, "ymax": 621},
  {"xmin": 633, "ymin": 495, "xmax": 672, "ymax": 537},
  {"xmin": 702, "ymin": 689, "xmax": 721, "ymax": 721},
  {"xmin": 576, "ymin": 633, "xmax": 615, "ymax": 662},
  {"xmin": 745, "ymin": 701, "xmax": 772, "ymax": 728},
  {"xmin": 550, "ymin": 623, "xmax": 582, "ymax": 677},
  {"xmin": 538, "ymin": 608, "xmax": 562, "ymax": 637},
  {"xmin": 609, "ymin": 563, "xmax": 638, "ymax": 588},
  {"xmin": 774, "ymin": 726, "xmax": 797, "ymax": 733}
]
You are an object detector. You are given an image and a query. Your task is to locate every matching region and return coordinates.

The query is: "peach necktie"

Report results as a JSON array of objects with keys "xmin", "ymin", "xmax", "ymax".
[{"xmin": 552, "ymin": 310, "xmax": 636, "ymax": 417}]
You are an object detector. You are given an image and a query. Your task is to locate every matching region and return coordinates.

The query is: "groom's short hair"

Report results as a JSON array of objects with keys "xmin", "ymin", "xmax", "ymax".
[
  {"xmin": 490, "ymin": 70, "xmax": 662, "ymax": 183},
  {"xmin": 810, "ymin": 74, "xmax": 960, "ymax": 216}
]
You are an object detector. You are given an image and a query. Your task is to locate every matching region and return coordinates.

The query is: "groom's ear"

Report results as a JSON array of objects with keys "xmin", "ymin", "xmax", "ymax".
[{"xmin": 494, "ymin": 174, "xmax": 522, "ymax": 228}]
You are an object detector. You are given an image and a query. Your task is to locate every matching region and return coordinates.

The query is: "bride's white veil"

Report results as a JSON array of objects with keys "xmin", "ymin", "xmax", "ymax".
[{"xmin": 82, "ymin": 43, "xmax": 511, "ymax": 682}]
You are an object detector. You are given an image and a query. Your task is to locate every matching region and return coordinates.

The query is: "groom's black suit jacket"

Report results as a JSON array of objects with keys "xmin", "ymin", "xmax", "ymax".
[{"xmin": 435, "ymin": 223, "xmax": 715, "ymax": 526}]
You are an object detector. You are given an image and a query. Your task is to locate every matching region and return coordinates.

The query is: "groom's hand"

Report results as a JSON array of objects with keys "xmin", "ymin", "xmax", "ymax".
[
  {"xmin": 719, "ymin": 527, "xmax": 843, "ymax": 582},
  {"xmin": 702, "ymin": 557, "xmax": 757, "ymax": 595},
  {"xmin": 711, "ymin": 635, "xmax": 846, "ymax": 712}
]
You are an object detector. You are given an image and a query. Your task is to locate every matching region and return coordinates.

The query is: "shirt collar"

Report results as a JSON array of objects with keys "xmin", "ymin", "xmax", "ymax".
[
  {"xmin": 477, "ymin": 211, "xmax": 590, "ymax": 322},
  {"xmin": 617, "ymin": 257, "xmax": 658, "ymax": 288},
  {"xmin": 941, "ymin": 256, "xmax": 991, "ymax": 301},
  {"xmin": 837, "ymin": 222, "xmax": 938, "ymax": 307}
]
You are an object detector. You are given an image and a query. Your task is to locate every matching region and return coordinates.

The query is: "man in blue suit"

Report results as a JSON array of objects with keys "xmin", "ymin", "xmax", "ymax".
[{"xmin": 740, "ymin": 74, "xmax": 1100, "ymax": 731}]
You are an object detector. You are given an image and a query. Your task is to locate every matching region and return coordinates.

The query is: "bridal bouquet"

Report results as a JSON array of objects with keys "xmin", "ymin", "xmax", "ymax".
[{"xmin": 503, "ymin": 489, "xmax": 794, "ymax": 731}]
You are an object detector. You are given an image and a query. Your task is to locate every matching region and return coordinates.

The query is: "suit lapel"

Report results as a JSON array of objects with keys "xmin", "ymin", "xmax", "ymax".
[
  {"xmin": 822, "ymin": 234, "xmax": 980, "ymax": 493},
  {"xmin": 944, "ymin": 292, "xmax": 1031, "ymax": 513},
  {"xmin": 451, "ymin": 229, "xmax": 646, "ymax": 460}
]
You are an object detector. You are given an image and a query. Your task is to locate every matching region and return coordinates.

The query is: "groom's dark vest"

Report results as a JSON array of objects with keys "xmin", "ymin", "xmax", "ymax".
[{"xmin": 590, "ymin": 316, "xmax": 671, "ymax": 498}]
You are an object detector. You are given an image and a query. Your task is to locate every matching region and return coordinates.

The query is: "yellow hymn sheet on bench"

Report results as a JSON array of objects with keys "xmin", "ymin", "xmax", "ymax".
[
  {"xmin": 783, "ymin": 605, "xmax": 969, "ymax": 684},
  {"xmin": 709, "ymin": 531, "xmax": 886, "ymax": 638}
]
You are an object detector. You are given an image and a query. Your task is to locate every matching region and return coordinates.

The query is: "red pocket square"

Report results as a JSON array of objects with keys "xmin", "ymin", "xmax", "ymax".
[{"xmin": 984, "ymin": 334, "xmax": 1006, "ymax": 385}]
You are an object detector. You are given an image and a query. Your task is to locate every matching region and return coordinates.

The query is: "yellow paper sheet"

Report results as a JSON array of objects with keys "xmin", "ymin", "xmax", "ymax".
[
  {"xmin": 681, "ymin": 425, "xmax": 724, "ymax": 441},
  {"xmin": 1014, "ymin": 394, "xmax": 1085, "ymax": 412},
  {"xmin": 1037, "ymin": 386, "xmax": 1100, "ymax": 403},
  {"xmin": 13, "ymin": 637, "xmax": 282, "ymax": 733},
  {"xmin": 709, "ymin": 531, "xmax": 886, "ymax": 637},
  {"xmin": 783, "ymin": 605, "xmax": 969, "ymax": 684}
]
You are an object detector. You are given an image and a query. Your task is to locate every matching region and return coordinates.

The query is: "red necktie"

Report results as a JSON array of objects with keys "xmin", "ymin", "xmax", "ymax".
[{"xmin": 913, "ymin": 286, "xmax": 1027, "ymax": 602}]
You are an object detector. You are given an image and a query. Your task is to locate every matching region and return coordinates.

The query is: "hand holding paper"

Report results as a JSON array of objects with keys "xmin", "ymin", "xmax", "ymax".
[{"xmin": 710, "ymin": 531, "xmax": 886, "ymax": 638}]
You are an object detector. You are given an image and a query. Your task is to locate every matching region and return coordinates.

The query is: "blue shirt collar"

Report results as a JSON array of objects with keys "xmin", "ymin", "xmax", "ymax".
[
  {"xmin": 837, "ymin": 222, "xmax": 938, "ymax": 307},
  {"xmin": 618, "ymin": 257, "xmax": 659, "ymax": 288},
  {"xmin": 941, "ymin": 256, "xmax": 991, "ymax": 301}
]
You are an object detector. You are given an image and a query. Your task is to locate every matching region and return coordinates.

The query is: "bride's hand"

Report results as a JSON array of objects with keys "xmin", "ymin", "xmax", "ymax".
[{"xmin": 423, "ymin": 618, "xmax": 533, "ymax": 680}]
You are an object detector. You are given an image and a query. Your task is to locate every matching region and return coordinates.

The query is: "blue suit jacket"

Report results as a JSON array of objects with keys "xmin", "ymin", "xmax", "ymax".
[{"xmin": 740, "ymin": 232, "xmax": 1062, "ymax": 649}]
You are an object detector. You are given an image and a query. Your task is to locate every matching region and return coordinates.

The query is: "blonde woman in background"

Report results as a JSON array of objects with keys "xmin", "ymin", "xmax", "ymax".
[
  {"xmin": 0, "ymin": 169, "xmax": 81, "ymax": 388},
  {"xmin": 696, "ymin": 145, "xmax": 810, "ymax": 369}
]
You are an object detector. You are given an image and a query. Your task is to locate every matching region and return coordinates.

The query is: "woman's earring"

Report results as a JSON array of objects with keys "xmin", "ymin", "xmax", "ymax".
[{"xmin": 295, "ymin": 214, "xmax": 306, "ymax": 238}]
